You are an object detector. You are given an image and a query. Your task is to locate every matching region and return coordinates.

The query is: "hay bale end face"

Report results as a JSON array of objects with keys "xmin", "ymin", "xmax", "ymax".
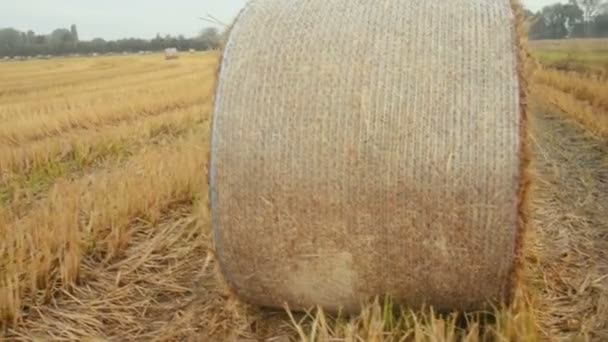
[
  {"xmin": 164, "ymin": 48, "xmax": 179, "ymax": 60},
  {"xmin": 210, "ymin": 0, "xmax": 528, "ymax": 313}
]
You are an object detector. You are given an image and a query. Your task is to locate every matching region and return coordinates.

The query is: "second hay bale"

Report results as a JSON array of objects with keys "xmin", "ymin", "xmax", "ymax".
[{"xmin": 210, "ymin": 0, "xmax": 529, "ymax": 313}]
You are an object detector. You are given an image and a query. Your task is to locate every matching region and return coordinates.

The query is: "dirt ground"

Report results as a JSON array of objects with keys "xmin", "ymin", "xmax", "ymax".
[{"xmin": 528, "ymin": 106, "xmax": 608, "ymax": 341}]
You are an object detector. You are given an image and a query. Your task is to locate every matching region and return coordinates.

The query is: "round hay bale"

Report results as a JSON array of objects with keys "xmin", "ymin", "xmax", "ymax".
[{"xmin": 210, "ymin": 0, "xmax": 529, "ymax": 313}]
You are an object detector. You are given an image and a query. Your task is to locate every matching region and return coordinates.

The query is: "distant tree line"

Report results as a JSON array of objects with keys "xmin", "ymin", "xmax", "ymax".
[
  {"xmin": 0, "ymin": 25, "xmax": 221, "ymax": 57},
  {"xmin": 526, "ymin": 0, "xmax": 608, "ymax": 39},
  {"xmin": 2, "ymin": 1, "xmax": 607, "ymax": 57}
]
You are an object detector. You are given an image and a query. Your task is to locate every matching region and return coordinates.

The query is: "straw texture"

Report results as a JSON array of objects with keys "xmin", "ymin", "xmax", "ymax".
[{"xmin": 210, "ymin": 0, "xmax": 524, "ymax": 312}]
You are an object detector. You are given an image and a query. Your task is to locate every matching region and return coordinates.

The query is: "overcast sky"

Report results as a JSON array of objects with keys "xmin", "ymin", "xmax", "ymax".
[{"xmin": 0, "ymin": 0, "xmax": 562, "ymax": 41}]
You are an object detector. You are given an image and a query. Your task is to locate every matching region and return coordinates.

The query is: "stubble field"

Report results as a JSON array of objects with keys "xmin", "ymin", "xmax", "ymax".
[{"xmin": 0, "ymin": 42, "xmax": 606, "ymax": 341}]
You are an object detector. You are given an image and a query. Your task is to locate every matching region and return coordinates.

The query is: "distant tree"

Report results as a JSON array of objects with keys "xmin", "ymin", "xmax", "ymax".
[
  {"xmin": 530, "ymin": 2, "xmax": 584, "ymax": 38},
  {"xmin": 164, "ymin": 34, "xmax": 178, "ymax": 49},
  {"xmin": 593, "ymin": 12, "xmax": 608, "ymax": 35},
  {"xmin": 48, "ymin": 28, "xmax": 73, "ymax": 53},
  {"xmin": 26, "ymin": 30, "xmax": 35, "ymax": 45},
  {"xmin": 578, "ymin": 0, "xmax": 604, "ymax": 20},
  {"xmin": 106, "ymin": 40, "xmax": 118, "ymax": 52},
  {"xmin": 0, "ymin": 28, "xmax": 22, "ymax": 56},
  {"xmin": 33, "ymin": 34, "xmax": 47, "ymax": 45},
  {"xmin": 525, "ymin": 0, "xmax": 608, "ymax": 39},
  {"xmin": 564, "ymin": 1, "xmax": 585, "ymax": 36},
  {"xmin": 91, "ymin": 38, "xmax": 106, "ymax": 53},
  {"xmin": 591, "ymin": 1, "xmax": 608, "ymax": 35},
  {"xmin": 198, "ymin": 27, "xmax": 220, "ymax": 50},
  {"xmin": 70, "ymin": 24, "xmax": 79, "ymax": 42},
  {"xmin": 529, "ymin": 14, "xmax": 549, "ymax": 39},
  {"xmin": 577, "ymin": 0, "xmax": 606, "ymax": 34},
  {"xmin": 0, "ymin": 25, "xmax": 227, "ymax": 57},
  {"xmin": 541, "ymin": 4, "xmax": 570, "ymax": 38}
]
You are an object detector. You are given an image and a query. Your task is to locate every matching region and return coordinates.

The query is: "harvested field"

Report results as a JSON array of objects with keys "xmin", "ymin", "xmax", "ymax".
[
  {"xmin": 529, "ymin": 38, "xmax": 608, "ymax": 76},
  {"xmin": 0, "ymin": 49, "xmax": 607, "ymax": 341}
]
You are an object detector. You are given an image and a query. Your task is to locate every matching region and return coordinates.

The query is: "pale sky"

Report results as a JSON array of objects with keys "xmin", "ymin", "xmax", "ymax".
[{"xmin": 0, "ymin": 0, "xmax": 562, "ymax": 41}]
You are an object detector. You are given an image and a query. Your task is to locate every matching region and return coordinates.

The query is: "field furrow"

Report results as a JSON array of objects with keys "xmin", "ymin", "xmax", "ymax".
[
  {"xmin": 0, "ymin": 60, "xmax": 110, "ymax": 83},
  {"xmin": 0, "ymin": 67, "xmax": 213, "ymax": 121},
  {"xmin": 0, "ymin": 102, "xmax": 209, "ymax": 176},
  {"xmin": 532, "ymin": 84, "xmax": 608, "ymax": 139},
  {"xmin": 0, "ymin": 63, "xmax": 164, "ymax": 98},
  {"xmin": 1, "ymin": 59, "xmax": 218, "ymax": 106},
  {"xmin": 0, "ymin": 131, "xmax": 209, "ymax": 325},
  {"xmin": 533, "ymin": 68, "xmax": 608, "ymax": 111},
  {"xmin": 3, "ymin": 69, "xmax": 198, "ymax": 106},
  {"xmin": 0, "ymin": 81, "xmax": 210, "ymax": 145},
  {"xmin": 0, "ymin": 57, "xmax": 201, "ymax": 96},
  {"xmin": 0, "ymin": 103, "xmax": 211, "ymax": 217}
]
